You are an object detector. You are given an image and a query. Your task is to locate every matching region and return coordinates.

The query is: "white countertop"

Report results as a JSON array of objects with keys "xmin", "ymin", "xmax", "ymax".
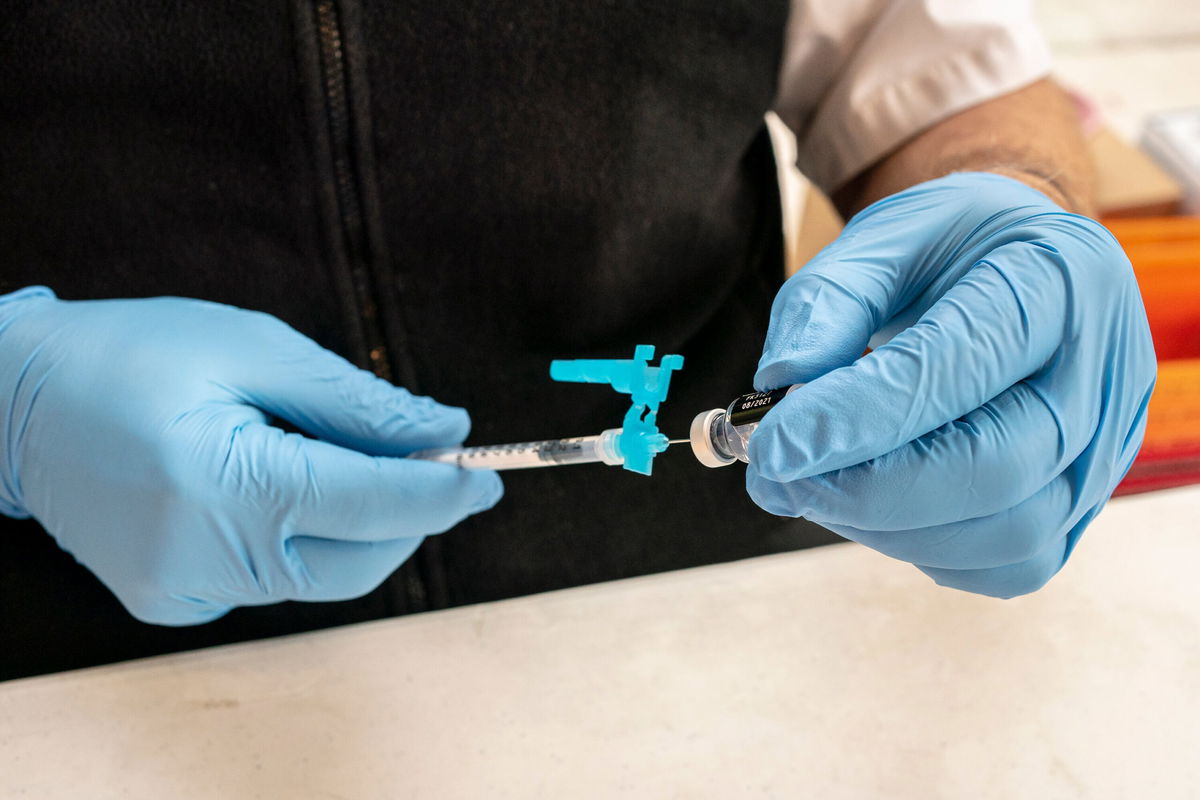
[{"xmin": 2, "ymin": 486, "xmax": 1198, "ymax": 799}]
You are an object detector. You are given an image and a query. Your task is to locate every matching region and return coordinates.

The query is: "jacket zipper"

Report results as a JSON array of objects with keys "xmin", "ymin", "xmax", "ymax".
[
  {"xmin": 313, "ymin": 0, "xmax": 392, "ymax": 381},
  {"xmin": 310, "ymin": 0, "xmax": 435, "ymax": 612}
]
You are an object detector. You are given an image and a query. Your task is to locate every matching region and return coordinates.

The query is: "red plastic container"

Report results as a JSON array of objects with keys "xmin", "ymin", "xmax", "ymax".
[{"xmin": 1105, "ymin": 217, "xmax": 1200, "ymax": 494}]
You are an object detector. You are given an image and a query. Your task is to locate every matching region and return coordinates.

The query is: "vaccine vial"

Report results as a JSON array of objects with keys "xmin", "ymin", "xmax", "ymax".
[{"xmin": 689, "ymin": 386, "xmax": 798, "ymax": 468}]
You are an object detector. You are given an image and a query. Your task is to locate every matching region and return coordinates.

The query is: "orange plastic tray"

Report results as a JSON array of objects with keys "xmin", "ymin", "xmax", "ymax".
[{"xmin": 1104, "ymin": 217, "xmax": 1200, "ymax": 494}]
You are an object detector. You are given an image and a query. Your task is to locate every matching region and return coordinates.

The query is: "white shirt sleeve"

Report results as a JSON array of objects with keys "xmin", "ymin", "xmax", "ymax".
[{"xmin": 774, "ymin": 0, "xmax": 1053, "ymax": 193}]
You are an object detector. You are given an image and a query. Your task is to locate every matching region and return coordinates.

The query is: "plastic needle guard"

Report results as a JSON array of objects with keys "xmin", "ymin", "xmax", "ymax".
[{"xmin": 549, "ymin": 345, "xmax": 684, "ymax": 475}]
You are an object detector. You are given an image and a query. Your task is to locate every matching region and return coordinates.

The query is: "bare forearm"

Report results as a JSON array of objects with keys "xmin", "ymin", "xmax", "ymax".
[{"xmin": 832, "ymin": 79, "xmax": 1094, "ymax": 218}]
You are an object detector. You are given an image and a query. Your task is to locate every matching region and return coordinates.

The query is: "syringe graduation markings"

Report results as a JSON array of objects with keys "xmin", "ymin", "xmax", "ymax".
[{"xmin": 414, "ymin": 434, "xmax": 624, "ymax": 471}]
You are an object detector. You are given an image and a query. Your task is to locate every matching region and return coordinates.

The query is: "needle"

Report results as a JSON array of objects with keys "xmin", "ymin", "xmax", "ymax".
[{"xmin": 667, "ymin": 439, "xmax": 689, "ymax": 445}]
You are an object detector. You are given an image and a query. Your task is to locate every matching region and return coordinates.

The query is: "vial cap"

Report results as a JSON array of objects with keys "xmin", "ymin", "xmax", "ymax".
[{"xmin": 690, "ymin": 409, "xmax": 736, "ymax": 468}]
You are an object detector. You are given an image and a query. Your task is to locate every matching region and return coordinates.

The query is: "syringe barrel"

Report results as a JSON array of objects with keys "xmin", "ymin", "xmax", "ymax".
[{"xmin": 410, "ymin": 429, "xmax": 624, "ymax": 471}]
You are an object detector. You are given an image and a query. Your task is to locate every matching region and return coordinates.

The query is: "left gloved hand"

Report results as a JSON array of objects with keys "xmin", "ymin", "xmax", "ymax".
[
  {"xmin": 0, "ymin": 290, "xmax": 502, "ymax": 624},
  {"xmin": 747, "ymin": 172, "xmax": 1156, "ymax": 597}
]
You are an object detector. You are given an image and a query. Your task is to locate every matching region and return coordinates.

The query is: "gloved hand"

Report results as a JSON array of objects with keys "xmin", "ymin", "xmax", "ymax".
[
  {"xmin": 748, "ymin": 172, "xmax": 1156, "ymax": 597},
  {"xmin": 0, "ymin": 288, "xmax": 502, "ymax": 624}
]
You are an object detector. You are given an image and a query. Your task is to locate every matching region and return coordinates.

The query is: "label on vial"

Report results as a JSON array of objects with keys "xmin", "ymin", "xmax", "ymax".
[{"xmin": 727, "ymin": 388, "xmax": 791, "ymax": 427}]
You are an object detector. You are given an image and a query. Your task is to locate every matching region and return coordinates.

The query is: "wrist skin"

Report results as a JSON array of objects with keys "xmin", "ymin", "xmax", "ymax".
[{"xmin": 832, "ymin": 79, "xmax": 1094, "ymax": 217}]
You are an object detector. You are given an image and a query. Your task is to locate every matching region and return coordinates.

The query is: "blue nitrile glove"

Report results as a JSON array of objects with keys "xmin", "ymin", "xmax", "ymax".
[
  {"xmin": 0, "ymin": 288, "xmax": 502, "ymax": 624},
  {"xmin": 748, "ymin": 172, "xmax": 1155, "ymax": 597}
]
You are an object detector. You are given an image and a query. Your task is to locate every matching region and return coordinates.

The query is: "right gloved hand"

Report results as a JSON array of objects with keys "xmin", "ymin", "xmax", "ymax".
[{"xmin": 0, "ymin": 287, "xmax": 502, "ymax": 624}]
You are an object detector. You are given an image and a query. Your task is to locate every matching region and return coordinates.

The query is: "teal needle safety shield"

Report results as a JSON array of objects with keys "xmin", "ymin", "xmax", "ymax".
[
  {"xmin": 550, "ymin": 344, "xmax": 684, "ymax": 475},
  {"xmin": 410, "ymin": 345, "xmax": 684, "ymax": 475}
]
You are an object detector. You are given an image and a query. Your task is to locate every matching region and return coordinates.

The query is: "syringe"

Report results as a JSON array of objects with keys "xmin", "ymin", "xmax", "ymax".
[
  {"xmin": 410, "ymin": 386, "xmax": 802, "ymax": 472},
  {"xmin": 410, "ymin": 428, "xmax": 688, "ymax": 471}
]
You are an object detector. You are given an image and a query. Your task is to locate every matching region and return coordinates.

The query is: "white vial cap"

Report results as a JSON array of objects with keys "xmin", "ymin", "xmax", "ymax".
[{"xmin": 690, "ymin": 409, "xmax": 736, "ymax": 468}]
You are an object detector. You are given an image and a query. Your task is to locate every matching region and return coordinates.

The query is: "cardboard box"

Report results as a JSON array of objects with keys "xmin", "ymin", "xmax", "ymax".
[{"xmin": 1090, "ymin": 126, "xmax": 1183, "ymax": 217}]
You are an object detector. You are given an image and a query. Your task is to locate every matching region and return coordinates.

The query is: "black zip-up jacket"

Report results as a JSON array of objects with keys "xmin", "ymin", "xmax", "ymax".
[{"xmin": 0, "ymin": 0, "xmax": 834, "ymax": 679}]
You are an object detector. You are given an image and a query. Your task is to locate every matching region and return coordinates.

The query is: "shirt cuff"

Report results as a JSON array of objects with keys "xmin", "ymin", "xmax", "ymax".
[{"xmin": 796, "ymin": 8, "xmax": 1053, "ymax": 193}]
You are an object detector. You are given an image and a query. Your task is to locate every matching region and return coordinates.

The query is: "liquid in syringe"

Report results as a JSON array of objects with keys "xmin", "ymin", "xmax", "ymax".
[{"xmin": 411, "ymin": 429, "xmax": 631, "ymax": 470}]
